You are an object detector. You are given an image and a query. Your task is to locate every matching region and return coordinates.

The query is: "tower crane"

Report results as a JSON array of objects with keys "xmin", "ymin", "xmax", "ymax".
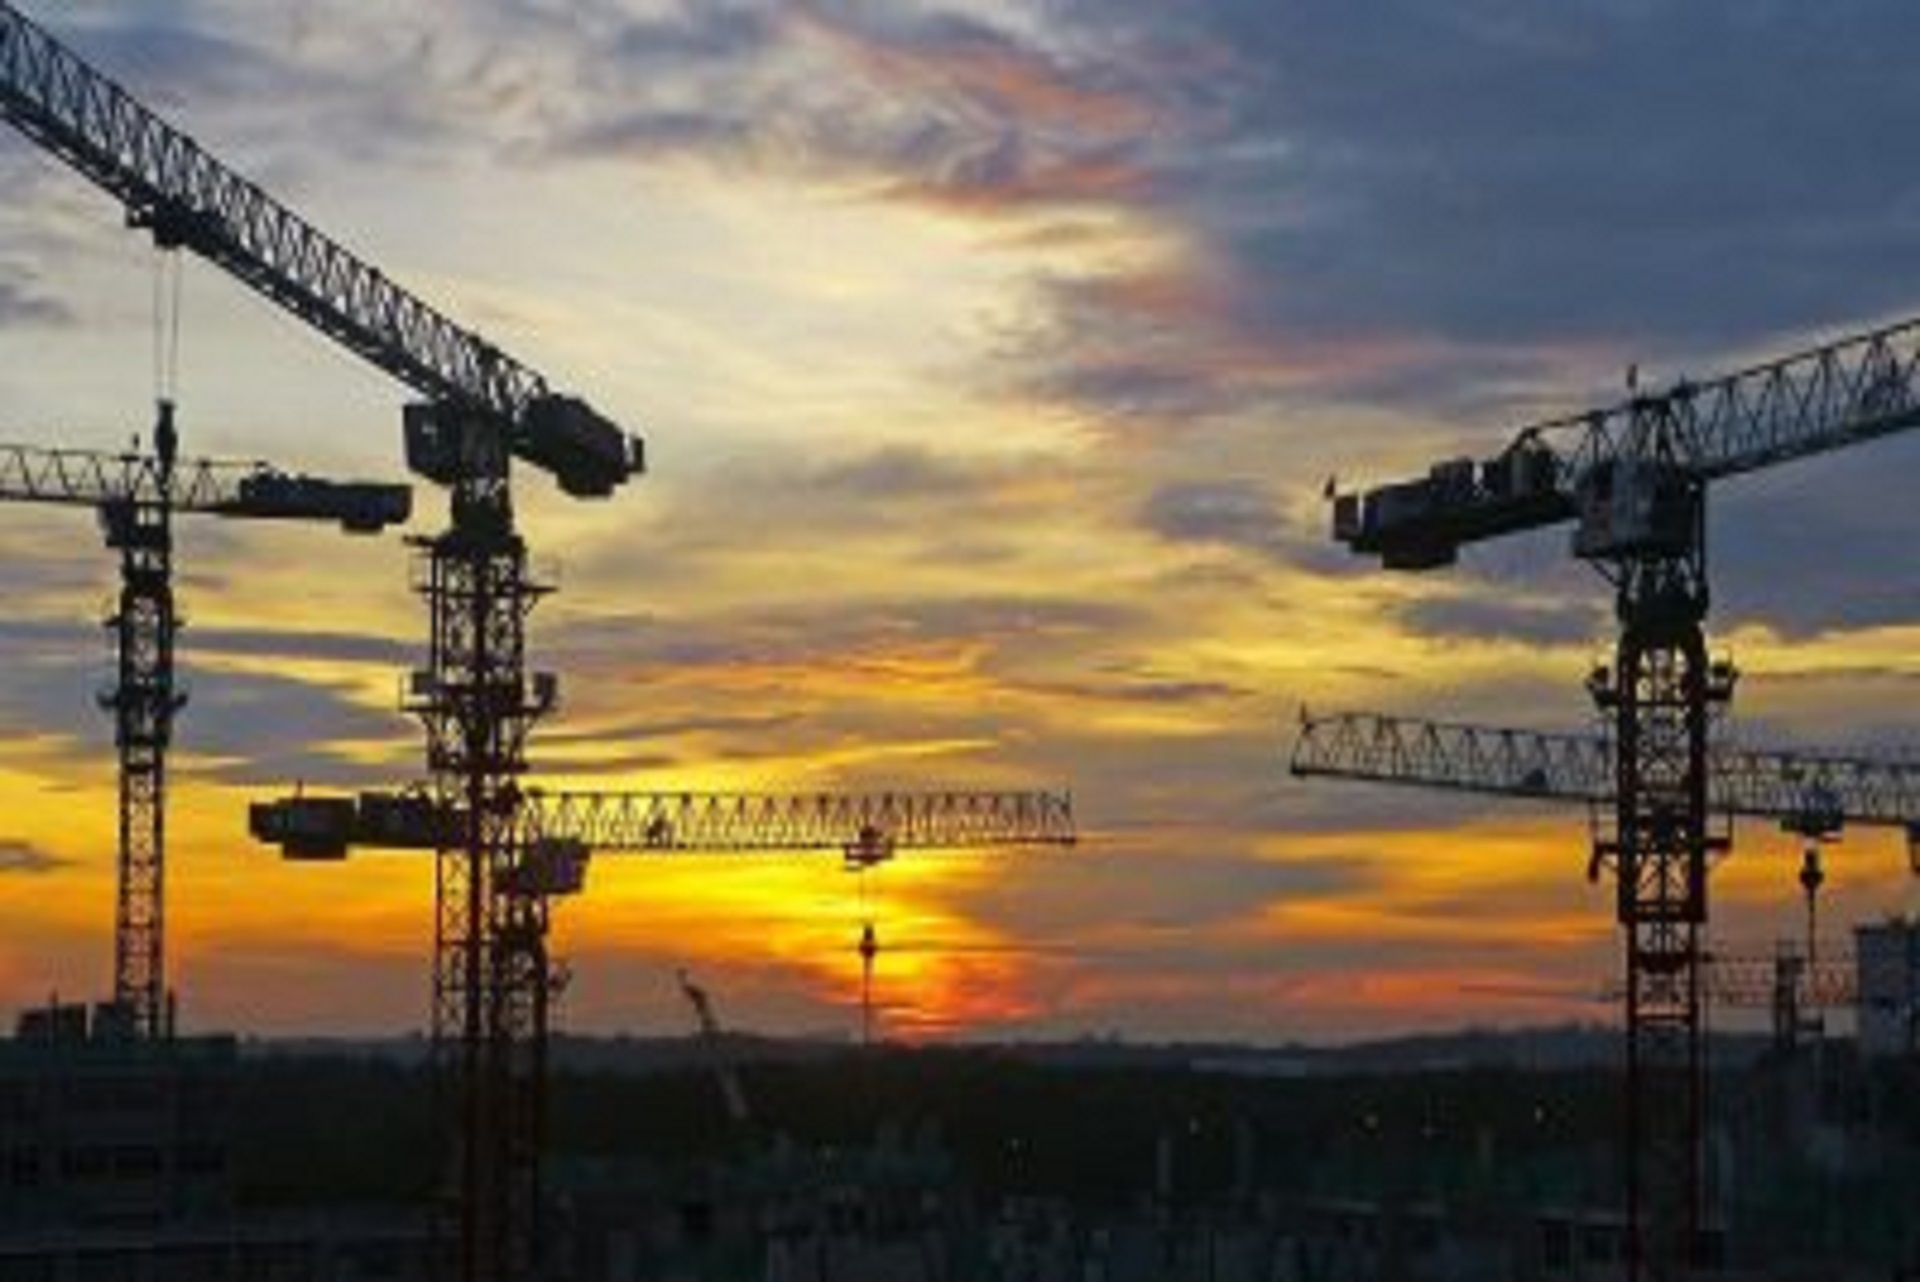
[
  {"xmin": 249, "ymin": 783, "xmax": 1073, "ymax": 1228},
  {"xmin": 0, "ymin": 412, "xmax": 407, "ymax": 1040},
  {"xmin": 0, "ymin": 7, "xmax": 642, "ymax": 1278},
  {"xmin": 1291, "ymin": 709, "xmax": 1920, "ymax": 852},
  {"xmin": 1327, "ymin": 315, "xmax": 1920, "ymax": 1276},
  {"xmin": 1293, "ymin": 709, "xmax": 1911, "ymax": 1062}
]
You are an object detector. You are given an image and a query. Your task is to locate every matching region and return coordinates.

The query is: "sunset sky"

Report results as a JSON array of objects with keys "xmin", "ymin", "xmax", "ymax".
[{"xmin": 4, "ymin": 0, "xmax": 1920, "ymax": 1044}]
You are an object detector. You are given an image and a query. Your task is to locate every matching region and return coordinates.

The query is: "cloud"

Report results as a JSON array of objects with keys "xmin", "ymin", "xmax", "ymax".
[
  {"xmin": 1132, "ymin": 2, "xmax": 1920, "ymax": 350},
  {"xmin": 1710, "ymin": 435, "xmax": 1920, "ymax": 639},
  {"xmin": 181, "ymin": 665, "xmax": 412, "ymax": 788},
  {"xmin": 983, "ymin": 2, "xmax": 1920, "ymax": 430},
  {"xmin": 0, "ymin": 839, "xmax": 71, "ymax": 875},
  {"xmin": 1398, "ymin": 594, "xmax": 1605, "ymax": 649},
  {"xmin": 189, "ymin": 626, "xmax": 411, "ymax": 667},
  {"xmin": 0, "ymin": 269, "xmax": 70, "ymax": 329},
  {"xmin": 0, "ymin": 616, "xmax": 408, "ymax": 789},
  {"xmin": 9, "ymin": 0, "xmax": 1914, "ymax": 1043},
  {"xmin": 1137, "ymin": 478, "xmax": 1348, "ymax": 573},
  {"xmin": 552, "ymin": 4, "xmax": 1164, "ymax": 216}
]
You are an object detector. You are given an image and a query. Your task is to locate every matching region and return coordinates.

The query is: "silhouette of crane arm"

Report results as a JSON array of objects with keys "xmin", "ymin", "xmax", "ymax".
[
  {"xmin": 0, "ymin": 440, "xmax": 410, "ymax": 530},
  {"xmin": 1291, "ymin": 709, "xmax": 1920, "ymax": 834},
  {"xmin": 0, "ymin": 1, "xmax": 641, "ymax": 496},
  {"xmin": 1333, "ymin": 316, "xmax": 1920, "ymax": 568},
  {"xmin": 250, "ymin": 787, "xmax": 1077, "ymax": 864}
]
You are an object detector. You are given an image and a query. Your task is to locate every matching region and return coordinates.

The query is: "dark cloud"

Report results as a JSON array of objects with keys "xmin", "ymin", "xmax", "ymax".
[
  {"xmin": 1398, "ymin": 594, "xmax": 1604, "ymax": 649},
  {"xmin": 1140, "ymin": 1, "xmax": 1920, "ymax": 351},
  {"xmin": 978, "ymin": 2, "xmax": 1920, "ymax": 429},
  {"xmin": 0, "ymin": 269, "xmax": 71, "ymax": 329},
  {"xmin": 1141, "ymin": 480, "xmax": 1285, "ymax": 553},
  {"xmin": 189, "ymin": 626, "xmax": 412, "ymax": 667},
  {"xmin": 603, "ymin": 5, "xmax": 775, "ymax": 68},
  {"xmin": 1138, "ymin": 479, "xmax": 1353, "ymax": 574},
  {"xmin": 1710, "ymin": 434, "xmax": 1920, "ymax": 639},
  {"xmin": 1016, "ymin": 674, "xmax": 1244, "ymax": 708},
  {"xmin": 0, "ymin": 614, "xmax": 409, "ymax": 788},
  {"xmin": 31, "ymin": 5, "xmax": 457, "ymax": 181},
  {"xmin": 181, "ymin": 665, "xmax": 412, "ymax": 788},
  {"xmin": 61, "ymin": 16, "xmax": 292, "ymax": 105},
  {"xmin": 0, "ymin": 839, "xmax": 71, "ymax": 875},
  {"xmin": 540, "ymin": 710, "xmax": 804, "ymax": 748},
  {"xmin": 557, "ymin": 594, "xmax": 1139, "ymax": 681},
  {"xmin": 803, "ymin": 445, "xmax": 996, "ymax": 502},
  {"xmin": 535, "ymin": 711, "xmax": 806, "ymax": 776}
]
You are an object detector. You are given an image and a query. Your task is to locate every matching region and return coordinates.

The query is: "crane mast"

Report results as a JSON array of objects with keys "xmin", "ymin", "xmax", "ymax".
[
  {"xmin": 0, "ymin": 411, "xmax": 407, "ymax": 1041},
  {"xmin": 1, "ymin": 5, "xmax": 645, "ymax": 1278}
]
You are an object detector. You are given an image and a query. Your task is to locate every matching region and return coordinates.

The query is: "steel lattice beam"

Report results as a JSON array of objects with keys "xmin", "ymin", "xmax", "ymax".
[
  {"xmin": 1291, "ymin": 710, "xmax": 1920, "ymax": 835},
  {"xmin": 524, "ymin": 788, "xmax": 1076, "ymax": 853},
  {"xmin": 0, "ymin": 439, "xmax": 405, "ymax": 520},
  {"xmin": 252, "ymin": 787, "xmax": 1077, "ymax": 861},
  {"xmin": 0, "ymin": 2, "xmax": 641, "ymax": 498}
]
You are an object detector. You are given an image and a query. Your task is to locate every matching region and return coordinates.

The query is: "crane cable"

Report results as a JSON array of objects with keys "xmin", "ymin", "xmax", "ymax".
[{"xmin": 151, "ymin": 249, "xmax": 183, "ymax": 408}]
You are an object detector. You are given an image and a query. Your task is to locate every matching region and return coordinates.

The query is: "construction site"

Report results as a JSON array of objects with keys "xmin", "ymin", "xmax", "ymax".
[{"xmin": 4, "ymin": 4, "xmax": 1920, "ymax": 1281}]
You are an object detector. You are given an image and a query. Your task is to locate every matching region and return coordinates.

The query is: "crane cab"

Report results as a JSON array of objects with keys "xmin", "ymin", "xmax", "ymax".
[
  {"xmin": 843, "ymin": 825, "xmax": 896, "ymax": 870},
  {"xmin": 1571, "ymin": 459, "xmax": 1697, "ymax": 562},
  {"xmin": 504, "ymin": 837, "xmax": 590, "ymax": 898}
]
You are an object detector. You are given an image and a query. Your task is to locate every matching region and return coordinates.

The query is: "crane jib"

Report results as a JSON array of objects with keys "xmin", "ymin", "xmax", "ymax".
[
  {"xmin": 1292, "ymin": 711, "xmax": 1920, "ymax": 837},
  {"xmin": 249, "ymin": 788, "xmax": 1078, "ymax": 863},
  {"xmin": 0, "ymin": 0, "xmax": 644, "ymax": 498},
  {"xmin": 0, "ymin": 440, "xmax": 410, "ymax": 532}
]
